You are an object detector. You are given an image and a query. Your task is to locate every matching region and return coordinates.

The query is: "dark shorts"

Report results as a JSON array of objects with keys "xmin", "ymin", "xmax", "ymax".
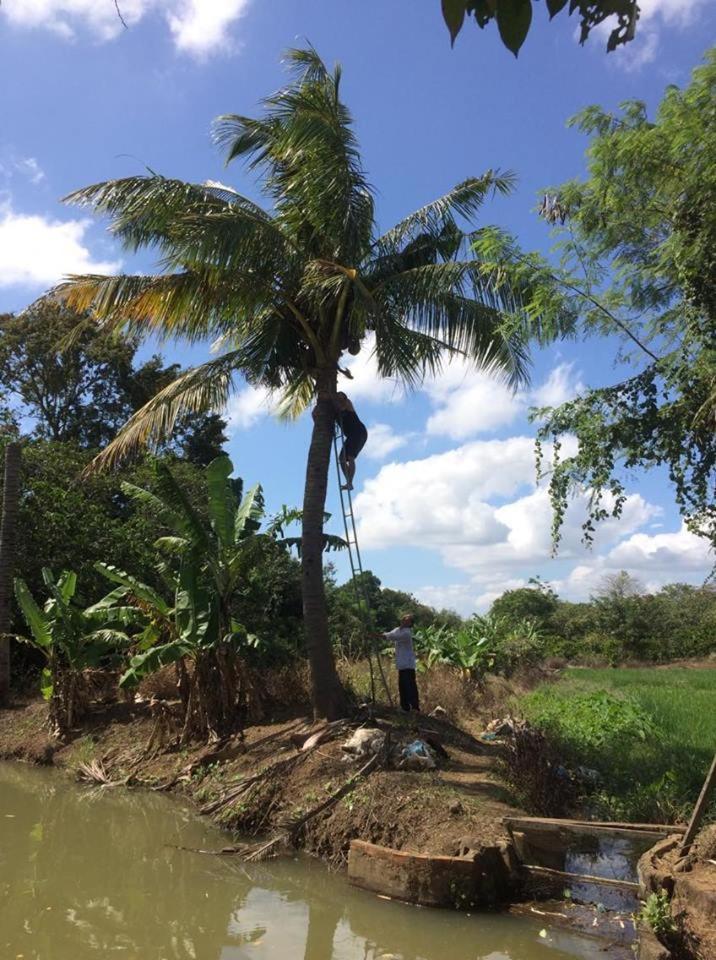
[
  {"xmin": 339, "ymin": 411, "xmax": 368, "ymax": 458},
  {"xmin": 343, "ymin": 427, "xmax": 367, "ymax": 459}
]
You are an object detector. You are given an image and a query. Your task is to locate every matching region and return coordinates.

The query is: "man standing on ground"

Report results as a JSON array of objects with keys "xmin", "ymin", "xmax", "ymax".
[{"xmin": 383, "ymin": 614, "xmax": 419, "ymax": 712}]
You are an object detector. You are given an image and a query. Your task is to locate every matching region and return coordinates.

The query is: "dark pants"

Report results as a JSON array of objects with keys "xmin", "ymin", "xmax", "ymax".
[{"xmin": 398, "ymin": 669, "xmax": 420, "ymax": 712}]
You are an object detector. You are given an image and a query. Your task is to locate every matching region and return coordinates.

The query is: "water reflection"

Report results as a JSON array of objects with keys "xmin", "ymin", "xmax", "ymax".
[{"xmin": 1, "ymin": 763, "xmax": 616, "ymax": 960}]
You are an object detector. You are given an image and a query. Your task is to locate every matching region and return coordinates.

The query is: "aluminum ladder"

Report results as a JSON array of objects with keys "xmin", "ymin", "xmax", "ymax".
[{"xmin": 333, "ymin": 423, "xmax": 393, "ymax": 705}]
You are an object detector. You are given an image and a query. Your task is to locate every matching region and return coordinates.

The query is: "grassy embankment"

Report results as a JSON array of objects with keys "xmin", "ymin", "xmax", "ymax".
[{"xmin": 518, "ymin": 666, "xmax": 716, "ymax": 823}]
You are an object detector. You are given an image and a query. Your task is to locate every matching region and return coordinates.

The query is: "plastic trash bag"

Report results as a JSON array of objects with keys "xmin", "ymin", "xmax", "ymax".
[{"xmin": 399, "ymin": 739, "xmax": 436, "ymax": 771}]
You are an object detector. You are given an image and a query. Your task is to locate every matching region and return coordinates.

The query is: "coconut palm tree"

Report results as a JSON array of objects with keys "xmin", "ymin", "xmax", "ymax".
[{"xmin": 58, "ymin": 48, "xmax": 535, "ymax": 719}]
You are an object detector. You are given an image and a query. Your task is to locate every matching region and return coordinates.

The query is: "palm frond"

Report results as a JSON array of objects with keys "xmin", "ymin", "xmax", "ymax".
[
  {"xmin": 366, "ymin": 260, "xmax": 530, "ymax": 387},
  {"xmin": 235, "ymin": 483, "xmax": 265, "ymax": 540},
  {"xmin": 154, "ymin": 461, "xmax": 211, "ymax": 556},
  {"xmin": 373, "ymin": 172, "xmax": 515, "ymax": 255},
  {"xmin": 214, "ymin": 47, "xmax": 374, "ymax": 264},
  {"xmin": 274, "ymin": 371, "xmax": 316, "ymax": 420},
  {"xmin": 371, "ymin": 321, "xmax": 449, "ymax": 389},
  {"xmin": 64, "ymin": 175, "xmax": 249, "ymax": 253},
  {"xmin": 87, "ymin": 350, "xmax": 248, "ymax": 472},
  {"xmin": 57, "ymin": 271, "xmax": 238, "ymax": 344},
  {"xmin": 95, "ymin": 563, "xmax": 171, "ymax": 616}
]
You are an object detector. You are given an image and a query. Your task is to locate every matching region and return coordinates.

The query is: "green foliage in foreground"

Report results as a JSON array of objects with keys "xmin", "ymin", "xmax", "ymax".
[
  {"xmin": 474, "ymin": 54, "xmax": 716, "ymax": 551},
  {"xmin": 441, "ymin": 0, "xmax": 638, "ymax": 56},
  {"xmin": 520, "ymin": 667, "xmax": 716, "ymax": 822},
  {"xmin": 640, "ymin": 892, "xmax": 677, "ymax": 939}
]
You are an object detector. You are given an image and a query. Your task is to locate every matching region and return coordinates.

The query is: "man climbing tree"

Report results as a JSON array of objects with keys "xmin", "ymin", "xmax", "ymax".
[
  {"xmin": 333, "ymin": 393, "xmax": 368, "ymax": 492},
  {"xmin": 57, "ymin": 47, "xmax": 543, "ymax": 719}
]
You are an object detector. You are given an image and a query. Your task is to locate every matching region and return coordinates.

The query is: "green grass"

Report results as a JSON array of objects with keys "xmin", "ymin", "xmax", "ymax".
[{"xmin": 519, "ymin": 667, "xmax": 716, "ymax": 823}]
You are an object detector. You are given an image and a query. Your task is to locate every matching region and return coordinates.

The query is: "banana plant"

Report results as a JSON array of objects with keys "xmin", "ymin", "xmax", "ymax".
[
  {"xmin": 416, "ymin": 622, "xmax": 491, "ymax": 678},
  {"xmin": 14, "ymin": 568, "xmax": 137, "ymax": 736},
  {"xmin": 101, "ymin": 455, "xmax": 273, "ymax": 740}
]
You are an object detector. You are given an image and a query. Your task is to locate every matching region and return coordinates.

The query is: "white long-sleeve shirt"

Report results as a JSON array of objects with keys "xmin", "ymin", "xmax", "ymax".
[{"xmin": 384, "ymin": 626, "xmax": 416, "ymax": 671}]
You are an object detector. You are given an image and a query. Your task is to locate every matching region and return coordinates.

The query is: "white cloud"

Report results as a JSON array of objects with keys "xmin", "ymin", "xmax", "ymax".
[
  {"xmin": 425, "ymin": 361, "xmax": 523, "ymax": 440},
  {"xmin": 595, "ymin": 0, "xmax": 711, "ymax": 70},
  {"xmin": 354, "ymin": 436, "xmax": 543, "ymax": 550},
  {"xmin": 417, "ymin": 578, "xmax": 526, "ymax": 616},
  {"xmin": 532, "ymin": 361, "xmax": 585, "ymax": 409},
  {"xmin": 16, "ymin": 157, "xmax": 46, "ymax": 185},
  {"xmin": 340, "ymin": 336, "xmax": 407, "ymax": 405},
  {"xmin": 422, "ymin": 358, "xmax": 585, "ymax": 441},
  {"xmin": 167, "ymin": 0, "xmax": 249, "ymax": 56},
  {"xmin": 363, "ymin": 423, "xmax": 410, "ymax": 461},
  {"xmin": 1, "ymin": 0, "xmax": 252, "ymax": 56},
  {"xmin": 552, "ymin": 524, "xmax": 712, "ymax": 599},
  {"xmin": 0, "ymin": 202, "xmax": 120, "ymax": 289},
  {"xmin": 225, "ymin": 384, "xmax": 276, "ymax": 432},
  {"xmin": 605, "ymin": 522, "xmax": 712, "ymax": 573},
  {"xmin": 0, "ymin": 150, "xmax": 47, "ymax": 187},
  {"xmin": 351, "ymin": 434, "xmax": 689, "ymax": 615},
  {"xmin": 417, "ymin": 520, "xmax": 711, "ymax": 615},
  {"xmin": 639, "ymin": 0, "xmax": 709, "ymax": 25}
]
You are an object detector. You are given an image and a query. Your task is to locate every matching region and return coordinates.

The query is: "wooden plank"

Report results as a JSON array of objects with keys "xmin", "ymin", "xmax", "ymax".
[
  {"xmin": 503, "ymin": 816, "xmax": 685, "ymax": 837},
  {"xmin": 505, "ymin": 821, "xmax": 676, "ymax": 844},
  {"xmin": 679, "ymin": 752, "xmax": 716, "ymax": 854},
  {"xmin": 522, "ymin": 864, "xmax": 640, "ymax": 892}
]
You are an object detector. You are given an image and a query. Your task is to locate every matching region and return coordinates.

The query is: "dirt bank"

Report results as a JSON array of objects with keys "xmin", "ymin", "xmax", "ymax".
[
  {"xmin": 638, "ymin": 829, "xmax": 716, "ymax": 960},
  {"xmin": 0, "ymin": 695, "xmax": 520, "ymax": 867}
]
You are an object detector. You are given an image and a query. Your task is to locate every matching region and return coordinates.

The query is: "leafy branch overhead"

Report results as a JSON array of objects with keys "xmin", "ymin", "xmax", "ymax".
[
  {"xmin": 441, "ymin": 0, "xmax": 639, "ymax": 56},
  {"xmin": 472, "ymin": 53, "xmax": 716, "ymax": 550}
]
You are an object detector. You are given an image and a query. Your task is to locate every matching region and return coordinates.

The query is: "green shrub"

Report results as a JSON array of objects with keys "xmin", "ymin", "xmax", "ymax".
[
  {"xmin": 639, "ymin": 892, "xmax": 677, "ymax": 939},
  {"xmin": 523, "ymin": 688, "xmax": 655, "ymax": 752},
  {"xmin": 415, "ymin": 614, "xmax": 543, "ymax": 679}
]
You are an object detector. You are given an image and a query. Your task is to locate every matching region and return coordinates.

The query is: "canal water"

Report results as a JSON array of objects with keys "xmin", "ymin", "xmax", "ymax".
[{"xmin": 1, "ymin": 762, "xmax": 624, "ymax": 960}]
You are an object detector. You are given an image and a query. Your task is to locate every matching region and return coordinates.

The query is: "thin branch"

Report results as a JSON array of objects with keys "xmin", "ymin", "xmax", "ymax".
[
  {"xmin": 114, "ymin": 0, "xmax": 129, "ymax": 29},
  {"xmin": 507, "ymin": 247, "xmax": 660, "ymax": 363}
]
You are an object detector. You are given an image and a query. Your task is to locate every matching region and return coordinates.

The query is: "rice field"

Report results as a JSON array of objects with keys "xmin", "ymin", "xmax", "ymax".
[{"xmin": 519, "ymin": 666, "xmax": 716, "ymax": 823}]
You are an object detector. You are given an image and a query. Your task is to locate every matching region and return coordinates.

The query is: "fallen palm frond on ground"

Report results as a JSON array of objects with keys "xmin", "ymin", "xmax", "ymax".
[
  {"xmin": 200, "ymin": 719, "xmax": 351, "ymax": 816},
  {"xmin": 76, "ymin": 759, "xmax": 132, "ymax": 788},
  {"xmin": 243, "ymin": 745, "xmax": 388, "ymax": 862}
]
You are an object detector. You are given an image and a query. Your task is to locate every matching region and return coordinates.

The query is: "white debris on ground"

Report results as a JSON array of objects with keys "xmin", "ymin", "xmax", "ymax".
[{"xmin": 342, "ymin": 728, "xmax": 386, "ymax": 759}]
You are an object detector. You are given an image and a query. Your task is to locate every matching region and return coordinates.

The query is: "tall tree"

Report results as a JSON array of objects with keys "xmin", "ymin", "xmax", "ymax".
[
  {"xmin": 0, "ymin": 301, "xmax": 227, "ymax": 459},
  {"xmin": 58, "ymin": 48, "xmax": 538, "ymax": 718},
  {"xmin": 0, "ymin": 442, "xmax": 21, "ymax": 705},
  {"xmin": 473, "ymin": 52, "xmax": 716, "ymax": 552}
]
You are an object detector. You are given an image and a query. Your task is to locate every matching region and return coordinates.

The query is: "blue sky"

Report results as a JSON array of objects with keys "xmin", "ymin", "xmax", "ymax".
[{"xmin": 1, "ymin": 0, "xmax": 714, "ymax": 614}]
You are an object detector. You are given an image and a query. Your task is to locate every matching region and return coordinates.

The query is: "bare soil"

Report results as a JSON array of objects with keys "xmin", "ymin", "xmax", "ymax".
[{"xmin": 0, "ymin": 692, "xmax": 522, "ymax": 867}]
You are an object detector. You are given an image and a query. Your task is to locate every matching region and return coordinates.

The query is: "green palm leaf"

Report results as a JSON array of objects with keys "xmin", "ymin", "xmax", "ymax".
[{"xmin": 234, "ymin": 482, "xmax": 264, "ymax": 541}]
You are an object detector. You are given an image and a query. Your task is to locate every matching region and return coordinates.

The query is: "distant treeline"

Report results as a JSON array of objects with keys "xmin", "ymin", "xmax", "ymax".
[{"xmin": 489, "ymin": 574, "xmax": 716, "ymax": 663}]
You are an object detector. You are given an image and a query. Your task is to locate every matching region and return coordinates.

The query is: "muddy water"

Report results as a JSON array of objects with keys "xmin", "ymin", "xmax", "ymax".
[{"xmin": 1, "ymin": 763, "xmax": 617, "ymax": 960}]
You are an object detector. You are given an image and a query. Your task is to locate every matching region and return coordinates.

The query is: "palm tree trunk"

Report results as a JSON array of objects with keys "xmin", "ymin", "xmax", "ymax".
[
  {"xmin": 301, "ymin": 372, "xmax": 349, "ymax": 720},
  {"xmin": 0, "ymin": 442, "xmax": 21, "ymax": 707}
]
